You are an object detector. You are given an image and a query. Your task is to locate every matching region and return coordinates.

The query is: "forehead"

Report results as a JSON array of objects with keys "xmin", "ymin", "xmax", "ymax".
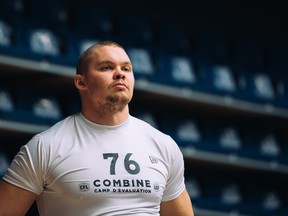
[{"xmin": 92, "ymin": 45, "xmax": 131, "ymax": 63}]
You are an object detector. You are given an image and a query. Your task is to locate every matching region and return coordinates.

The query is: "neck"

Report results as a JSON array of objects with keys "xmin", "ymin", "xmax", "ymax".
[{"xmin": 81, "ymin": 105, "xmax": 130, "ymax": 126}]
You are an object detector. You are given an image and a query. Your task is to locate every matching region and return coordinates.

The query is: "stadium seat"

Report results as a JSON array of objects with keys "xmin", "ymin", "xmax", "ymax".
[
  {"xmin": 198, "ymin": 62, "xmax": 237, "ymax": 96},
  {"xmin": 273, "ymin": 76, "xmax": 288, "ymax": 109},
  {"xmin": 0, "ymin": 19, "xmax": 17, "ymax": 56},
  {"xmin": 29, "ymin": 29, "xmax": 60, "ymax": 56},
  {"xmin": 126, "ymin": 46, "xmax": 155, "ymax": 81},
  {"xmin": 250, "ymin": 73, "xmax": 276, "ymax": 104},
  {"xmin": 0, "ymin": 19, "xmax": 12, "ymax": 47},
  {"xmin": 0, "ymin": 88, "xmax": 15, "ymax": 121},
  {"xmin": 8, "ymin": 21, "xmax": 62, "ymax": 61},
  {"xmin": 234, "ymin": 70, "xmax": 276, "ymax": 105},
  {"xmin": 155, "ymin": 51, "xmax": 201, "ymax": 90},
  {"xmin": 198, "ymin": 177, "xmax": 242, "ymax": 212},
  {"xmin": 8, "ymin": 92, "xmax": 63, "ymax": 125},
  {"xmin": 239, "ymin": 129, "xmax": 280, "ymax": 162},
  {"xmin": 160, "ymin": 116, "xmax": 202, "ymax": 149},
  {"xmin": 239, "ymin": 186, "xmax": 282, "ymax": 216},
  {"xmin": 198, "ymin": 122, "xmax": 242, "ymax": 154},
  {"xmin": 0, "ymin": 88, "xmax": 14, "ymax": 112}
]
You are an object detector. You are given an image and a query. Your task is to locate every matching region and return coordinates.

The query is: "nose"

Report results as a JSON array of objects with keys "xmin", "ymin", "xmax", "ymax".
[{"xmin": 113, "ymin": 68, "xmax": 126, "ymax": 80}]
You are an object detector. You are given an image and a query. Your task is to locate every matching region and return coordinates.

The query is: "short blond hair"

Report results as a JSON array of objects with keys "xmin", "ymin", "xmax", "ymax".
[{"xmin": 76, "ymin": 40, "xmax": 124, "ymax": 75}]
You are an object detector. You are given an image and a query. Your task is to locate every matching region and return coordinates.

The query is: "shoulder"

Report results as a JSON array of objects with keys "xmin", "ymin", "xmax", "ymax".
[
  {"xmin": 39, "ymin": 113, "xmax": 79, "ymax": 137},
  {"xmin": 130, "ymin": 115, "xmax": 166, "ymax": 135},
  {"xmin": 26, "ymin": 113, "xmax": 80, "ymax": 147}
]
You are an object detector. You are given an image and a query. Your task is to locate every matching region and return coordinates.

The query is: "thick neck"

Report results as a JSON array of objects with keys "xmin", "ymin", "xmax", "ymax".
[{"xmin": 81, "ymin": 103, "xmax": 130, "ymax": 126}]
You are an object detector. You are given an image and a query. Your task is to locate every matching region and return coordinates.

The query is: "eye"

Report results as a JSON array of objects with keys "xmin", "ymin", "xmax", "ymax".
[
  {"xmin": 102, "ymin": 65, "xmax": 113, "ymax": 71},
  {"xmin": 122, "ymin": 66, "xmax": 132, "ymax": 72}
]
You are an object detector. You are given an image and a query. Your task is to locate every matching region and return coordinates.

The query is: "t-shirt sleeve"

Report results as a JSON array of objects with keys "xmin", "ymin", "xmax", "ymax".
[
  {"xmin": 3, "ymin": 135, "xmax": 46, "ymax": 195},
  {"xmin": 161, "ymin": 136, "xmax": 186, "ymax": 202}
]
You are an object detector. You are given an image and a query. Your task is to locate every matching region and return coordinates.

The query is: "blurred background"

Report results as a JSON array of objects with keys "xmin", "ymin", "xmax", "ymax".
[{"xmin": 0, "ymin": 0, "xmax": 288, "ymax": 215}]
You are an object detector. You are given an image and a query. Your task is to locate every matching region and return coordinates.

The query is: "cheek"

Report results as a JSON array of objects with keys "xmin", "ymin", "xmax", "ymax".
[
  {"xmin": 128, "ymin": 74, "xmax": 135, "ymax": 87},
  {"xmin": 86, "ymin": 78, "xmax": 108, "ymax": 97}
]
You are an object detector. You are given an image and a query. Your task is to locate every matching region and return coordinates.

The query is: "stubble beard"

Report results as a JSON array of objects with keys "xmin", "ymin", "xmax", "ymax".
[{"xmin": 103, "ymin": 94, "xmax": 130, "ymax": 113}]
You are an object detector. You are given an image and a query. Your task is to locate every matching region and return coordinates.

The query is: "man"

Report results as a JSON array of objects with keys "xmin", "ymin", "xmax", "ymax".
[{"xmin": 0, "ymin": 40, "xmax": 194, "ymax": 215}]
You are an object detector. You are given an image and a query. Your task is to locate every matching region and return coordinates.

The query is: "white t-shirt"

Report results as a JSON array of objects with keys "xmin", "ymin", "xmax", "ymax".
[{"xmin": 3, "ymin": 113, "xmax": 186, "ymax": 216}]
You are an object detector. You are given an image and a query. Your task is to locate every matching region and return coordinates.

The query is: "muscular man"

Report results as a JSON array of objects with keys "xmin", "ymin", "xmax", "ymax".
[{"xmin": 0, "ymin": 40, "xmax": 194, "ymax": 216}]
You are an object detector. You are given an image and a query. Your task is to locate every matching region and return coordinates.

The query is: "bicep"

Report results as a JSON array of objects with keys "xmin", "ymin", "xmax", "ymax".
[
  {"xmin": 160, "ymin": 189, "xmax": 194, "ymax": 216},
  {"xmin": 0, "ymin": 180, "xmax": 37, "ymax": 216}
]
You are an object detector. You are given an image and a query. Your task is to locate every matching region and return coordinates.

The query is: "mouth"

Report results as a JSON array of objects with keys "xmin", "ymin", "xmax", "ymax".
[{"xmin": 112, "ymin": 82, "xmax": 128, "ymax": 89}]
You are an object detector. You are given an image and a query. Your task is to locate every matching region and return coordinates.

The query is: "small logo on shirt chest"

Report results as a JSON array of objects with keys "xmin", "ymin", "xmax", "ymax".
[
  {"xmin": 149, "ymin": 156, "xmax": 158, "ymax": 164},
  {"xmin": 79, "ymin": 183, "xmax": 90, "ymax": 192}
]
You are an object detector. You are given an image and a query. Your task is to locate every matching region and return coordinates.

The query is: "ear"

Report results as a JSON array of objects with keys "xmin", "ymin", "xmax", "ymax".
[{"xmin": 74, "ymin": 74, "xmax": 87, "ymax": 90}]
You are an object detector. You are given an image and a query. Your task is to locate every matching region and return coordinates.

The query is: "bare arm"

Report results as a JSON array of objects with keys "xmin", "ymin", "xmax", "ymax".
[
  {"xmin": 0, "ymin": 180, "xmax": 37, "ymax": 216},
  {"xmin": 160, "ymin": 188, "xmax": 194, "ymax": 216}
]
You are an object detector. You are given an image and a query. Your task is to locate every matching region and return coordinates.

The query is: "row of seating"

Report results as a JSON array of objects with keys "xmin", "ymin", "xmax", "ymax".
[
  {"xmin": 185, "ymin": 174, "xmax": 287, "ymax": 216},
  {"xmin": 1, "ymin": 86, "xmax": 285, "ymax": 165},
  {"xmin": 1, "ymin": 4, "xmax": 288, "ymax": 109},
  {"xmin": 135, "ymin": 111, "xmax": 287, "ymax": 165},
  {"xmin": 0, "ymin": 88, "xmax": 65, "ymax": 125}
]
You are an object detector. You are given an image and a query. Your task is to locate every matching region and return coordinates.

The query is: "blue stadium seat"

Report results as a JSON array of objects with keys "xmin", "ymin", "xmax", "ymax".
[
  {"xmin": 0, "ymin": 88, "xmax": 15, "ymax": 121},
  {"xmin": 234, "ymin": 70, "xmax": 276, "ymax": 105},
  {"xmin": 273, "ymin": 76, "xmax": 288, "ymax": 109},
  {"xmin": 0, "ymin": 19, "xmax": 17, "ymax": 56},
  {"xmin": 198, "ymin": 62, "xmax": 237, "ymax": 96},
  {"xmin": 155, "ymin": 52, "xmax": 201, "ymax": 90},
  {"xmin": 8, "ymin": 92, "xmax": 63, "ymax": 125},
  {"xmin": 198, "ymin": 177, "xmax": 242, "ymax": 212},
  {"xmin": 174, "ymin": 120, "xmax": 202, "ymax": 149},
  {"xmin": 160, "ymin": 116, "xmax": 202, "ymax": 149},
  {"xmin": 250, "ymin": 73, "xmax": 276, "ymax": 104},
  {"xmin": 10, "ymin": 21, "xmax": 77, "ymax": 66},
  {"xmin": 28, "ymin": 29, "xmax": 61, "ymax": 56},
  {"xmin": 197, "ymin": 122, "xmax": 242, "ymax": 154},
  {"xmin": 126, "ymin": 46, "xmax": 155, "ymax": 81},
  {"xmin": 8, "ymin": 22, "xmax": 62, "ymax": 62},
  {"xmin": 239, "ymin": 129, "xmax": 280, "ymax": 162},
  {"xmin": 239, "ymin": 187, "xmax": 282, "ymax": 216},
  {"xmin": 0, "ymin": 19, "xmax": 12, "ymax": 47}
]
